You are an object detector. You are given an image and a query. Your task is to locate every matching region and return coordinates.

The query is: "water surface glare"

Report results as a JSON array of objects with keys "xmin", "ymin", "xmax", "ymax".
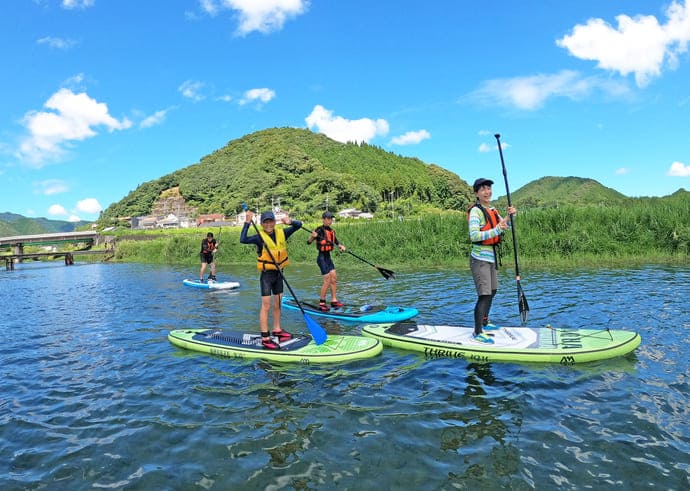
[{"xmin": 1, "ymin": 262, "xmax": 688, "ymax": 489}]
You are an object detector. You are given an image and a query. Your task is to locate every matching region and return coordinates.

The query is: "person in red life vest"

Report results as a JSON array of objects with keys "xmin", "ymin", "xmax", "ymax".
[
  {"xmin": 468, "ymin": 178, "xmax": 516, "ymax": 344},
  {"xmin": 199, "ymin": 232, "xmax": 218, "ymax": 282},
  {"xmin": 307, "ymin": 211, "xmax": 347, "ymax": 311},
  {"xmin": 240, "ymin": 210, "xmax": 302, "ymax": 350}
]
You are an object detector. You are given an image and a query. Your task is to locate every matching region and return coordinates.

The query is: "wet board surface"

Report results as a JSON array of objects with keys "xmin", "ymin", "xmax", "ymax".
[
  {"xmin": 182, "ymin": 278, "xmax": 240, "ymax": 290},
  {"xmin": 361, "ymin": 320, "xmax": 641, "ymax": 364},
  {"xmin": 169, "ymin": 328, "xmax": 383, "ymax": 364},
  {"xmin": 281, "ymin": 296, "xmax": 418, "ymax": 323}
]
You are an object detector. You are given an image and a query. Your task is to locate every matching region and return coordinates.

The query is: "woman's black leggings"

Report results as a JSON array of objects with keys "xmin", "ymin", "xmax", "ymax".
[{"xmin": 474, "ymin": 290, "xmax": 497, "ymax": 335}]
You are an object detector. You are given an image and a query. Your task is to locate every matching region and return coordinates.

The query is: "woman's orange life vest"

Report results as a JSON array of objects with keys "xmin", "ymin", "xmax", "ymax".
[
  {"xmin": 468, "ymin": 203, "xmax": 502, "ymax": 246},
  {"xmin": 257, "ymin": 228, "xmax": 290, "ymax": 271},
  {"xmin": 317, "ymin": 228, "xmax": 336, "ymax": 252}
]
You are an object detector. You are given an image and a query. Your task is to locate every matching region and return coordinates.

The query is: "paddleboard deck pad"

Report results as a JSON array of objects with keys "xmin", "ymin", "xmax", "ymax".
[
  {"xmin": 361, "ymin": 321, "xmax": 641, "ymax": 364},
  {"xmin": 183, "ymin": 278, "xmax": 240, "ymax": 290},
  {"xmin": 281, "ymin": 296, "xmax": 418, "ymax": 323},
  {"xmin": 169, "ymin": 328, "xmax": 382, "ymax": 363}
]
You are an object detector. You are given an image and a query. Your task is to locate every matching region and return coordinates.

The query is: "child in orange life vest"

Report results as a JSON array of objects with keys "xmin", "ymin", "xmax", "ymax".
[
  {"xmin": 468, "ymin": 178, "xmax": 516, "ymax": 344},
  {"xmin": 199, "ymin": 232, "xmax": 218, "ymax": 282},
  {"xmin": 307, "ymin": 211, "xmax": 347, "ymax": 311},
  {"xmin": 240, "ymin": 210, "xmax": 302, "ymax": 350}
]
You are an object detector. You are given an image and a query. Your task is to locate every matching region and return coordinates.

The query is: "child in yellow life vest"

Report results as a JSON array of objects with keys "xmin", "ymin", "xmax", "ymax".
[
  {"xmin": 240, "ymin": 210, "xmax": 302, "ymax": 350},
  {"xmin": 307, "ymin": 211, "xmax": 347, "ymax": 311}
]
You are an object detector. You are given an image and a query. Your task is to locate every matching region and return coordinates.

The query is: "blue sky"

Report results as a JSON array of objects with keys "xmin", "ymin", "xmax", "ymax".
[{"xmin": 1, "ymin": 0, "xmax": 689, "ymax": 222}]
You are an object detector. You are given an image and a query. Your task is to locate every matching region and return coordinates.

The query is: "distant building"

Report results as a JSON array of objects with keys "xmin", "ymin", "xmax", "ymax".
[
  {"xmin": 236, "ymin": 207, "xmax": 288, "ymax": 225},
  {"xmin": 196, "ymin": 213, "xmax": 225, "ymax": 226},
  {"xmin": 158, "ymin": 214, "xmax": 179, "ymax": 228},
  {"xmin": 136, "ymin": 216, "xmax": 158, "ymax": 229},
  {"xmin": 337, "ymin": 208, "xmax": 372, "ymax": 219}
]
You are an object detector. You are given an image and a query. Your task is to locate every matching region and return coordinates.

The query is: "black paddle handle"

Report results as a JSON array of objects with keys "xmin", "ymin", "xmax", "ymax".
[{"xmin": 495, "ymin": 134, "xmax": 521, "ymax": 279}]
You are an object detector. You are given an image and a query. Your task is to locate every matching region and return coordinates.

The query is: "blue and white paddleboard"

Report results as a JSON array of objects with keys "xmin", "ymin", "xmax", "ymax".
[
  {"xmin": 281, "ymin": 296, "xmax": 418, "ymax": 323},
  {"xmin": 183, "ymin": 278, "xmax": 240, "ymax": 290}
]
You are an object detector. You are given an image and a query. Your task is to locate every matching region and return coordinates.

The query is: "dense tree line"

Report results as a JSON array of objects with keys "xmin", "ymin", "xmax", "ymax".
[{"xmin": 99, "ymin": 127, "xmax": 475, "ymax": 226}]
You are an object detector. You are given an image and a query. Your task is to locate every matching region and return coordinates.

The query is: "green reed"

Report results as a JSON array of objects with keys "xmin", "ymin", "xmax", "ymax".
[{"xmin": 109, "ymin": 201, "xmax": 690, "ymax": 268}]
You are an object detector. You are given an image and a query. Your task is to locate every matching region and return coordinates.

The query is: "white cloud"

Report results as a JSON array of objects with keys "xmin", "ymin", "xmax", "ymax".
[
  {"xmin": 216, "ymin": 94, "xmax": 233, "ymax": 102},
  {"xmin": 76, "ymin": 198, "xmax": 102, "ymax": 214},
  {"xmin": 616, "ymin": 167, "xmax": 632, "ymax": 175},
  {"xmin": 62, "ymin": 0, "xmax": 94, "ymax": 9},
  {"xmin": 48, "ymin": 204, "xmax": 68, "ymax": 216},
  {"xmin": 469, "ymin": 70, "xmax": 630, "ymax": 110},
  {"xmin": 201, "ymin": 0, "xmax": 309, "ymax": 35},
  {"xmin": 62, "ymin": 73, "xmax": 87, "ymax": 90},
  {"xmin": 390, "ymin": 130, "xmax": 430, "ymax": 146},
  {"xmin": 68, "ymin": 215, "xmax": 82, "ymax": 222},
  {"xmin": 478, "ymin": 143, "xmax": 492, "ymax": 153},
  {"xmin": 239, "ymin": 87, "xmax": 276, "ymax": 106},
  {"xmin": 305, "ymin": 105, "xmax": 389, "ymax": 144},
  {"xmin": 178, "ymin": 80, "xmax": 206, "ymax": 101},
  {"xmin": 35, "ymin": 179, "xmax": 69, "ymax": 195},
  {"xmin": 18, "ymin": 88, "xmax": 132, "ymax": 167},
  {"xmin": 37, "ymin": 36, "xmax": 77, "ymax": 50},
  {"xmin": 667, "ymin": 161, "xmax": 690, "ymax": 176},
  {"xmin": 140, "ymin": 108, "xmax": 171, "ymax": 129},
  {"xmin": 557, "ymin": 1, "xmax": 690, "ymax": 87},
  {"xmin": 199, "ymin": 0, "xmax": 219, "ymax": 16}
]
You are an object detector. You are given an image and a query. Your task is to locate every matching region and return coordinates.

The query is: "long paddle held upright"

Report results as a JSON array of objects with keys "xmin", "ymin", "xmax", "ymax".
[
  {"xmin": 301, "ymin": 226, "xmax": 395, "ymax": 280},
  {"xmin": 495, "ymin": 134, "xmax": 530, "ymax": 325},
  {"xmin": 241, "ymin": 204, "xmax": 327, "ymax": 345}
]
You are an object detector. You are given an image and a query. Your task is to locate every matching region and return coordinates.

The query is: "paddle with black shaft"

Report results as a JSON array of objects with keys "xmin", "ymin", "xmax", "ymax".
[
  {"xmin": 301, "ymin": 225, "xmax": 396, "ymax": 280},
  {"xmin": 241, "ymin": 203, "xmax": 327, "ymax": 345},
  {"xmin": 495, "ymin": 134, "xmax": 530, "ymax": 325}
]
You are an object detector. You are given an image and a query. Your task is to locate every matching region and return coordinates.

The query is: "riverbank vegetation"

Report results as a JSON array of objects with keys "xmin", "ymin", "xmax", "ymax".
[{"xmin": 108, "ymin": 198, "xmax": 690, "ymax": 269}]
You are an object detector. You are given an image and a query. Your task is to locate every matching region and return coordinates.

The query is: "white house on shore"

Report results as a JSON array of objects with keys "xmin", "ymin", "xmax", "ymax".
[{"xmin": 337, "ymin": 208, "xmax": 373, "ymax": 219}]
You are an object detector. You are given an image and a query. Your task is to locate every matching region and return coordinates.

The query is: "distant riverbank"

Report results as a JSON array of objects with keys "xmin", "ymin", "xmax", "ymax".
[{"xmin": 106, "ymin": 205, "xmax": 690, "ymax": 269}]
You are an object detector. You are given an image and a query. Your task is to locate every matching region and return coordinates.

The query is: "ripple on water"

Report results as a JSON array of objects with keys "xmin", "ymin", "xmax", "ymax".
[{"xmin": 1, "ymin": 263, "xmax": 689, "ymax": 489}]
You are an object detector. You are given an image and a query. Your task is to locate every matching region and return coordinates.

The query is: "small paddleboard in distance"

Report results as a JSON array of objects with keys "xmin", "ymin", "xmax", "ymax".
[
  {"xmin": 361, "ymin": 321, "xmax": 641, "ymax": 365},
  {"xmin": 169, "ymin": 328, "xmax": 382, "ymax": 363},
  {"xmin": 183, "ymin": 278, "xmax": 240, "ymax": 290},
  {"xmin": 281, "ymin": 296, "xmax": 418, "ymax": 323}
]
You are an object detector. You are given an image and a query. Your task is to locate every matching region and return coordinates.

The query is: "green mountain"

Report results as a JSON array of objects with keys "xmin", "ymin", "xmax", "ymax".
[
  {"xmin": 98, "ymin": 128, "xmax": 688, "ymax": 226},
  {"xmin": 0, "ymin": 212, "xmax": 90, "ymax": 236},
  {"xmin": 99, "ymin": 127, "xmax": 474, "ymax": 223},
  {"xmin": 494, "ymin": 176, "xmax": 630, "ymax": 209}
]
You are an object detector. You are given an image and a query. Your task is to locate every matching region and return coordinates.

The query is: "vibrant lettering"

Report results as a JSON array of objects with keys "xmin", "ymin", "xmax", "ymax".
[{"xmin": 560, "ymin": 331, "xmax": 583, "ymax": 349}]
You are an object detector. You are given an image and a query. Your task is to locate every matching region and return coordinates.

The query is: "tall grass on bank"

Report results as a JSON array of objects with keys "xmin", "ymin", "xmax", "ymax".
[{"xmin": 110, "ymin": 201, "xmax": 690, "ymax": 268}]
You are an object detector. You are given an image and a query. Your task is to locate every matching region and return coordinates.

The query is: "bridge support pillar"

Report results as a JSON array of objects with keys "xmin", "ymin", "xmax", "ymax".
[{"xmin": 13, "ymin": 244, "xmax": 23, "ymax": 263}]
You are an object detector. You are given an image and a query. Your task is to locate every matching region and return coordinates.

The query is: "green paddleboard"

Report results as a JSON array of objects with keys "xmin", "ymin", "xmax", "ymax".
[
  {"xmin": 361, "ymin": 321, "xmax": 641, "ymax": 365},
  {"xmin": 169, "ymin": 328, "xmax": 382, "ymax": 364}
]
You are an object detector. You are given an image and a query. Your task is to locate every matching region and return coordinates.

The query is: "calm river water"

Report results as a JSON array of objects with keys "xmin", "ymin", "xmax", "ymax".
[{"xmin": 1, "ymin": 260, "xmax": 688, "ymax": 490}]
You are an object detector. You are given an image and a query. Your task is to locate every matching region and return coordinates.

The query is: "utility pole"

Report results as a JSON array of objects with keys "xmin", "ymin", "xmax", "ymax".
[{"xmin": 390, "ymin": 191, "xmax": 394, "ymax": 220}]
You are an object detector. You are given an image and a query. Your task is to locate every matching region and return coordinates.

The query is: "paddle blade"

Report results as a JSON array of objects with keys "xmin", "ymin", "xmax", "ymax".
[
  {"xmin": 517, "ymin": 283, "xmax": 529, "ymax": 325},
  {"xmin": 304, "ymin": 313, "xmax": 328, "ymax": 345},
  {"xmin": 377, "ymin": 267, "xmax": 396, "ymax": 280}
]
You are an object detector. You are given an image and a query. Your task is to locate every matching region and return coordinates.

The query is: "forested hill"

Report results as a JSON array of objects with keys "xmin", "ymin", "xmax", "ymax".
[
  {"xmin": 99, "ymin": 127, "xmax": 474, "ymax": 223},
  {"xmin": 0, "ymin": 212, "xmax": 89, "ymax": 236},
  {"xmin": 493, "ymin": 176, "xmax": 629, "ymax": 208}
]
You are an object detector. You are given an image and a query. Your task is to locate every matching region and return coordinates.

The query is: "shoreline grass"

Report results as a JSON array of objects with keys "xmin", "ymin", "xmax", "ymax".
[{"xmin": 104, "ymin": 205, "xmax": 690, "ymax": 270}]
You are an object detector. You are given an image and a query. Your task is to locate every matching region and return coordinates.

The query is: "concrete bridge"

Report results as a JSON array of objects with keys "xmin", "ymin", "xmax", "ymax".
[
  {"xmin": 0, "ymin": 231, "xmax": 111, "ymax": 270},
  {"xmin": 0, "ymin": 230, "xmax": 100, "ymax": 250}
]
